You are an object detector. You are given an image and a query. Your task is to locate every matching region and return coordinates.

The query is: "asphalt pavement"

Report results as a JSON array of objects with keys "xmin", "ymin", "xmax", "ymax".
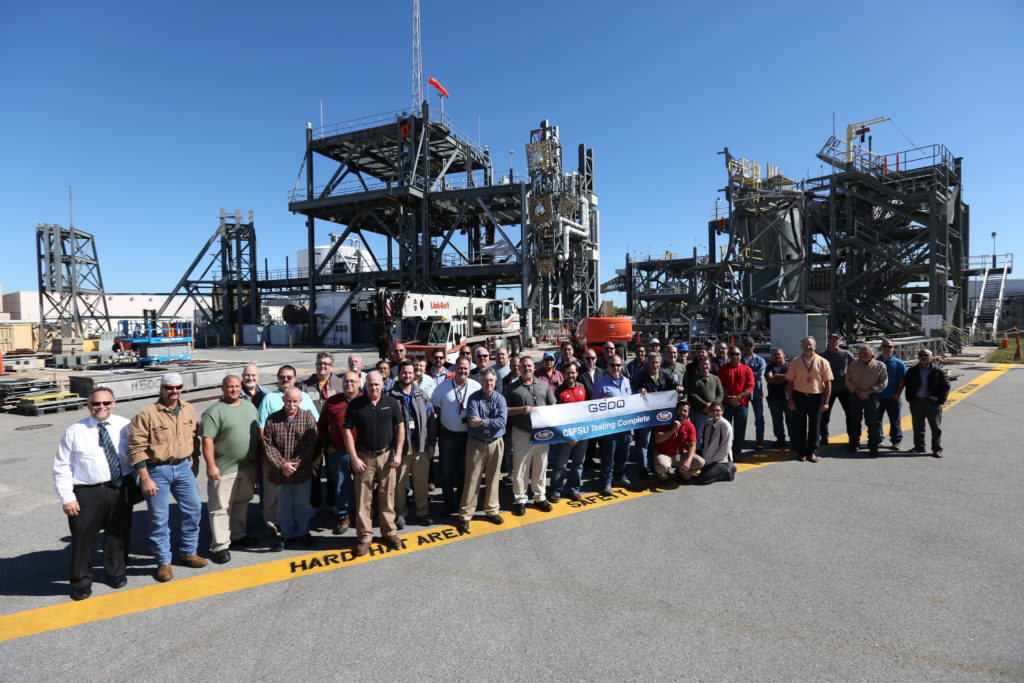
[{"xmin": 0, "ymin": 351, "xmax": 1021, "ymax": 681}]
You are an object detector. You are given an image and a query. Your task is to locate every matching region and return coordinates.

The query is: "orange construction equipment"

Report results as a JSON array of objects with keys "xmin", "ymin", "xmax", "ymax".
[{"xmin": 578, "ymin": 316, "xmax": 633, "ymax": 350}]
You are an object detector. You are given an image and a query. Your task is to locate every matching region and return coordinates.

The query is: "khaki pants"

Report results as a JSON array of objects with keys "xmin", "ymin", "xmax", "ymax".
[
  {"xmin": 395, "ymin": 447, "xmax": 431, "ymax": 519},
  {"xmin": 510, "ymin": 427, "xmax": 549, "ymax": 504},
  {"xmin": 261, "ymin": 478, "xmax": 279, "ymax": 526},
  {"xmin": 654, "ymin": 453, "xmax": 705, "ymax": 479},
  {"xmin": 354, "ymin": 448, "xmax": 397, "ymax": 542},
  {"xmin": 208, "ymin": 464, "xmax": 256, "ymax": 551},
  {"xmin": 459, "ymin": 437, "xmax": 503, "ymax": 521}
]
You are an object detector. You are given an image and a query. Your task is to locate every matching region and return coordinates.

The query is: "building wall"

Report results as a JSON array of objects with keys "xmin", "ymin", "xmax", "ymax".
[{"xmin": 1, "ymin": 291, "xmax": 196, "ymax": 322}]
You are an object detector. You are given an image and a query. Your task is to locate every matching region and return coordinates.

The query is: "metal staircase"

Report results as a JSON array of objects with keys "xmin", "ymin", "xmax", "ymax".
[{"xmin": 969, "ymin": 254, "xmax": 1013, "ymax": 341}]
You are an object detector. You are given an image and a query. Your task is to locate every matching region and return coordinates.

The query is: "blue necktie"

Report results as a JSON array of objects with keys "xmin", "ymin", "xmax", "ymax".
[{"xmin": 97, "ymin": 422, "xmax": 123, "ymax": 487}]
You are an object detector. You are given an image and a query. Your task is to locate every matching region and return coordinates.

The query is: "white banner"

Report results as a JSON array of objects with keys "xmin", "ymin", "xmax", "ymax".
[{"xmin": 530, "ymin": 391, "xmax": 677, "ymax": 445}]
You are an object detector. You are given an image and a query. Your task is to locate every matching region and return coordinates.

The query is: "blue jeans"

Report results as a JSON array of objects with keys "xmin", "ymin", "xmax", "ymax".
[
  {"xmin": 326, "ymin": 450, "xmax": 355, "ymax": 518},
  {"xmin": 875, "ymin": 396, "xmax": 903, "ymax": 445},
  {"xmin": 145, "ymin": 460, "xmax": 202, "ymax": 565},
  {"xmin": 550, "ymin": 439, "xmax": 587, "ymax": 495},
  {"xmin": 750, "ymin": 395, "xmax": 765, "ymax": 444},
  {"xmin": 767, "ymin": 398, "xmax": 793, "ymax": 444},
  {"xmin": 277, "ymin": 479, "xmax": 313, "ymax": 539},
  {"xmin": 600, "ymin": 433, "xmax": 630, "ymax": 487},
  {"xmin": 438, "ymin": 428, "xmax": 467, "ymax": 512},
  {"xmin": 690, "ymin": 412, "xmax": 710, "ymax": 453},
  {"xmin": 631, "ymin": 427, "xmax": 656, "ymax": 474},
  {"xmin": 723, "ymin": 403, "xmax": 748, "ymax": 458}
]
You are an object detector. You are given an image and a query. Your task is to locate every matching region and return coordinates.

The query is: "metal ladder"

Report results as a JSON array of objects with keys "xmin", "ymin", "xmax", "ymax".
[{"xmin": 970, "ymin": 254, "xmax": 1014, "ymax": 341}]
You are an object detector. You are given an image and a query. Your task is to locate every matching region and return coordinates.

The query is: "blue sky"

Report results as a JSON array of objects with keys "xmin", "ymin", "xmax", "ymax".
[{"xmin": 2, "ymin": 1, "xmax": 1021, "ymax": 303}]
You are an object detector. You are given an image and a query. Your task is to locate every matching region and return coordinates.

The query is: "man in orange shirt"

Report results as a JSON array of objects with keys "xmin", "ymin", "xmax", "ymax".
[{"xmin": 785, "ymin": 336, "xmax": 834, "ymax": 462}]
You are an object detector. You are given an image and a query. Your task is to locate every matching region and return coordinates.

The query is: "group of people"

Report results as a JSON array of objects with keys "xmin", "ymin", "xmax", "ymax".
[{"xmin": 52, "ymin": 335, "xmax": 950, "ymax": 600}]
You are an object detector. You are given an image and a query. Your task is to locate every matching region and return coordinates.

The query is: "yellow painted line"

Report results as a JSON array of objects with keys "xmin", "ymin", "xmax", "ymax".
[
  {"xmin": 0, "ymin": 363, "xmax": 1013, "ymax": 643},
  {"xmin": 825, "ymin": 363, "xmax": 1013, "ymax": 445},
  {"xmin": 0, "ymin": 487, "xmax": 652, "ymax": 643}
]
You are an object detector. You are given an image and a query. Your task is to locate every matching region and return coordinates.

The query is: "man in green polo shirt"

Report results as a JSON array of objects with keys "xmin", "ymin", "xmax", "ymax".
[{"xmin": 200, "ymin": 375, "xmax": 259, "ymax": 564}]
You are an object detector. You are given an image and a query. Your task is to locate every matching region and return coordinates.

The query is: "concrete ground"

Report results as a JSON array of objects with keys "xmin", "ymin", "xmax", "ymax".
[{"xmin": 0, "ymin": 347, "xmax": 1021, "ymax": 680}]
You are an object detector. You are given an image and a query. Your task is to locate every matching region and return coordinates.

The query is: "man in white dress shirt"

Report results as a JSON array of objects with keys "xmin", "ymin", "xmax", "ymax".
[{"xmin": 53, "ymin": 386, "xmax": 136, "ymax": 600}]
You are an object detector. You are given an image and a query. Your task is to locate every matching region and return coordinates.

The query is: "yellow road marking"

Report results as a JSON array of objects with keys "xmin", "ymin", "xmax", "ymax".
[{"xmin": 0, "ymin": 364, "xmax": 1013, "ymax": 643}]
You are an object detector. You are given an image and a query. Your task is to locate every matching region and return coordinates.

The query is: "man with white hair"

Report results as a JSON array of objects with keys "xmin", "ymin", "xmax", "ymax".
[
  {"xmin": 129, "ymin": 372, "xmax": 206, "ymax": 582},
  {"xmin": 263, "ymin": 387, "xmax": 320, "ymax": 550},
  {"xmin": 347, "ymin": 354, "xmax": 367, "ymax": 387},
  {"xmin": 240, "ymin": 364, "xmax": 271, "ymax": 409}
]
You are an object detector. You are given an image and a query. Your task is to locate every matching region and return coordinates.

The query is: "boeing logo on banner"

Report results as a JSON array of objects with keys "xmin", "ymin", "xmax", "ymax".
[
  {"xmin": 656, "ymin": 410, "xmax": 673, "ymax": 421},
  {"xmin": 533, "ymin": 429, "xmax": 554, "ymax": 441}
]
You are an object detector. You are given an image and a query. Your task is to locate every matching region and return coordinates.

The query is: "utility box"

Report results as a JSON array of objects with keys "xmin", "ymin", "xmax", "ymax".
[{"xmin": 770, "ymin": 313, "xmax": 829, "ymax": 357}]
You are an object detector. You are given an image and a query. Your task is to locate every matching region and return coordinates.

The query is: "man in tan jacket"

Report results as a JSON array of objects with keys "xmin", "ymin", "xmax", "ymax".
[
  {"xmin": 844, "ymin": 344, "xmax": 888, "ymax": 457},
  {"xmin": 129, "ymin": 372, "xmax": 207, "ymax": 582}
]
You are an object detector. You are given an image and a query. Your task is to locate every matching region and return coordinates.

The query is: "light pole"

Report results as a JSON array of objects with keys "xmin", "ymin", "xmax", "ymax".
[{"xmin": 992, "ymin": 231, "xmax": 997, "ymax": 268}]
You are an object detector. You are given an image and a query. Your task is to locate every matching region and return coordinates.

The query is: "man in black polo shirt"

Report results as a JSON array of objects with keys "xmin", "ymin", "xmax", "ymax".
[{"xmin": 341, "ymin": 371, "xmax": 406, "ymax": 556}]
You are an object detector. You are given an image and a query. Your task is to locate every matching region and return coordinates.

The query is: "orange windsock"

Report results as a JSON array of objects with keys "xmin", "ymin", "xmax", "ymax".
[{"xmin": 428, "ymin": 77, "xmax": 450, "ymax": 98}]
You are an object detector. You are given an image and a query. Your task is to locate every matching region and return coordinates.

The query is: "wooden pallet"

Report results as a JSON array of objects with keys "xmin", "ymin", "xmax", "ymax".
[{"xmin": 20, "ymin": 397, "xmax": 88, "ymax": 416}]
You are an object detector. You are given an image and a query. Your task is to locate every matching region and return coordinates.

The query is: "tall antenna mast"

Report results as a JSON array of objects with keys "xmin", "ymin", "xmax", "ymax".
[{"xmin": 411, "ymin": 0, "xmax": 422, "ymax": 115}]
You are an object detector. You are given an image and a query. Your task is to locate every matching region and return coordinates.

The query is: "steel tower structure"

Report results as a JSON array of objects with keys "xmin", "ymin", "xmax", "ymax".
[
  {"xmin": 36, "ymin": 223, "xmax": 111, "ymax": 341},
  {"xmin": 282, "ymin": 105, "xmax": 599, "ymax": 343}
]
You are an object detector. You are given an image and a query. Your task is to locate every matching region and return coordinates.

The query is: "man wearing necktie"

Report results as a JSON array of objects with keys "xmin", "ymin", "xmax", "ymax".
[{"xmin": 53, "ymin": 386, "xmax": 136, "ymax": 600}]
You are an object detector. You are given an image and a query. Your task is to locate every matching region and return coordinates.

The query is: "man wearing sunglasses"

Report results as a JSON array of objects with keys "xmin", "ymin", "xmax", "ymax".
[
  {"xmin": 427, "ymin": 350, "xmax": 454, "ymax": 382},
  {"xmin": 128, "ymin": 373, "xmax": 205, "ymax": 582},
  {"xmin": 54, "ymin": 386, "xmax": 135, "ymax": 600}
]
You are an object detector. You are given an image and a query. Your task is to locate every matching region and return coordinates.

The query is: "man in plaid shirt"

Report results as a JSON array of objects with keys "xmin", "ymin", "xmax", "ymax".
[{"xmin": 262, "ymin": 387, "xmax": 319, "ymax": 551}]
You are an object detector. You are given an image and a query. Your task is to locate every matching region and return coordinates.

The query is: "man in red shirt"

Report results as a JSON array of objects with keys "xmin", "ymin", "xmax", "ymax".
[
  {"xmin": 716, "ymin": 346, "xmax": 755, "ymax": 459},
  {"xmin": 652, "ymin": 401, "xmax": 702, "ymax": 484},
  {"xmin": 317, "ymin": 371, "xmax": 361, "ymax": 536},
  {"xmin": 549, "ymin": 363, "xmax": 589, "ymax": 502}
]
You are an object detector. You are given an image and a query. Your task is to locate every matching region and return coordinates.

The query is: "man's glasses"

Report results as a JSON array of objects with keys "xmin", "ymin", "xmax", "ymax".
[
  {"xmin": 90, "ymin": 401, "xmax": 113, "ymax": 407},
  {"xmin": 162, "ymin": 385, "xmax": 183, "ymax": 391},
  {"xmin": 609, "ymin": 363, "xmax": 622, "ymax": 367},
  {"xmin": 584, "ymin": 356, "xmax": 596, "ymax": 361}
]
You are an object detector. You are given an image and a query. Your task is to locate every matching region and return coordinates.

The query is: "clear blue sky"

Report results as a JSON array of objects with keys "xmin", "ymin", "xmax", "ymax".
[{"xmin": 2, "ymin": 1, "xmax": 1021, "ymax": 302}]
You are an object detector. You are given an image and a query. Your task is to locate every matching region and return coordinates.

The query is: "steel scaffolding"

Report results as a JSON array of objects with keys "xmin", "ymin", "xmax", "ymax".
[
  {"xmin": 36, "ymin": 223, "xmax": 111, "ymax": 342},
  {"xmin": 607, "ymin": 134, "xmax": 970, "ymax": 342},
  {"xmin": 281, "ymin": 103, "xmax": 599, "ymax": 342}
]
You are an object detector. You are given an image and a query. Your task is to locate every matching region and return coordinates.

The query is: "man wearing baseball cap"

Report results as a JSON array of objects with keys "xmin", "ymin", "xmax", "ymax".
[{"xmin": 128, "ymin": 372, "xmax": 207, "ymax": 582}]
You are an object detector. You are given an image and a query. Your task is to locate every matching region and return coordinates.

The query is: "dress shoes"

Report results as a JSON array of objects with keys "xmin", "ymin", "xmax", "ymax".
[
  {"xmin": 270, "ymin": 538, "xmax": 285, "ymax": 552},
  {"xmin": 333, "ymin": 516, "xmax": 351, "ymax": 535},
  {"xmin": 797, "ymin": 455, "xmax": 807, "ymax": 462},
  {"xmin": 352, "ymin": 540, "xmax": 370, "ymax": 557},
  {"xmin": 210, "ymin": 550, "xmax": 231, "ymax": 565},
  {"xmin": 383, "ymin": 534, "xmax": 402, "ymax": 550},
  {"xmin": 229, "ymin": 535, "xmax": 258, "ymax": 549},
  {"xmin": 455, "ymin": 520, "xmax": 470, "ymax": 533},
  {"xmin": 534, "ymin": 499, "xmax": 553, "ymax": 513},
  {"xmin": 418, "ymin": 512, "xmax": 434, "ymax": 526},
  {"xmin": 547, "ymin": 493, "xmax": 561, "ymax": 504},
  {"xmin": 107, "ymin": 575, "xmax": 127, "ymax": 589},
  {"xmin": 909, "ymin": 446, "xmax": 926, "ymax": 454},
  {"xmin": 511, "ymin": 503, "xmax": 526, "ymax": 516},
  {"xmin": 179, "ymin": 554, "xmax": 208, "ymax": 569},
  {"xmin": 932, "ymin": 450, "xmax": 943, "ymax": 458},
  {"xmin": 71, "ymin": 586, "xmax": 92, "ymax": 601},
  {"xmin": 485, "ymin": 513, "xmax": 504, "ymax": 525},
  {"xmin": 569, "ymin": 492, "xmax": 584, "ymax": 502},
  {"xmin": 808, "ymin": 454, "xmax": 820, "ymax": 463},
  {"xmin": 155, "ymin": 564, "xmax": 173, "ymax": 582}
]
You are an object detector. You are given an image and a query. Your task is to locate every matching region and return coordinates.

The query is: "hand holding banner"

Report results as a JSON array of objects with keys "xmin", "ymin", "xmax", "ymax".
[{"xmin": 530, "ymin": 391, "xmax": 677, "ymax": 445}]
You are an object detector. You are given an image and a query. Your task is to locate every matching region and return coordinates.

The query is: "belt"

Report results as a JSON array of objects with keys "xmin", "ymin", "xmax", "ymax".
[
  {"xmin": 74, "ymin": 481, "xmax": 119, "ymax": 489},
  {"xmin": 148, "ymin": 458, "xmax": 187, "ymax": 466},
  {"xmin": 358, "ymin": 447, "xmax": 391, "ymax": 456},
  {"xmin": 470, "ymin": 436, "xmax": 500, "ymax": 444}
]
